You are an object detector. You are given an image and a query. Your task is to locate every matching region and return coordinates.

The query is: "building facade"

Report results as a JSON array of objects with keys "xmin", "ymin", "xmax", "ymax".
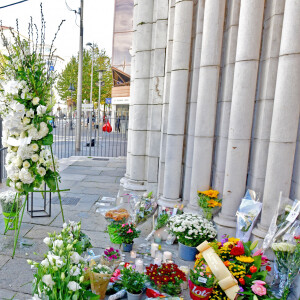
[{"xmin": 121, "ymin": 0, "xmax": 300, "ymax": 241}]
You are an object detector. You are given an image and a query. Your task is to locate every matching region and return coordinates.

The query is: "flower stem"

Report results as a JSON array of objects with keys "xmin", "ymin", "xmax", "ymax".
[{"xmin": 4, "ymin": 192, "xmax": 18, "ymax": 234}]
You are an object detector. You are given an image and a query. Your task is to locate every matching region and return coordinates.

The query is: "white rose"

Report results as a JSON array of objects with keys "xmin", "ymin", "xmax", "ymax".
[
  {"xmin": 16, "ymin": 182, "xmax": 22, "ymax": 190},
  {"xmin": 23, "ymin": 161, "xmax": 30, "ymax": 169},
  {"xmin": 22, "ymin": 117, "xmax": 31, "ymax": 125},
  {"xmin": 40, "ymin": 258, "xmax": 49, "ymax": 268},
  {"xmin": 53, "ymin": 240, "xmax": 63, "ymax": 249},
  {"xmin": 37, "ymin": 105, "xmax": 47, "ymax": 116},
  {"xmin": 70, "ymin": 252, "xmax": 82, "ymax": 264},
  {"xmin": 43, "ymin": 237, "xmax": 52, "ymax": 246},
  {"xmin": 12, "ymin": 156, "xmax": 23, "ymax": 168},
  {"xmin": 37, "ymin": 167, "xmax": 46, "ymax": 177},
  {"xmin": 31, "ymin": 144, "xmax": 39, "ymax": 152},
  {"xmin": 32, "ymin": 97, "xmax": 40, "ymax": 105},
  {"xmin": 42, "ymin": 274, "xmax": 55, "ymax": 288},
  {"xmin": 31, "ymin": 154, "xmax": 39, "ymax": 162},
  {"xmin": 67, "ymin": 281, "xmax": 81, "ymax": 291}
]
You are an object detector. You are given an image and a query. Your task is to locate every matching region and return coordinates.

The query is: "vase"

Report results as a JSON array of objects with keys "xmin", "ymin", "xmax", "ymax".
[
  {"xmin": 189, "ymin": 280, "xmax": 213, "ymax": 300},
  {"xmin": 3, "ymin": 211, "xmax": 18, "ymax": 230},
  {"xmin": 127, "ymin": 291, "xmax": 143, "ymax": 300},
  {"xmin": 178, "ymin": 242, "xmax": 198, "ymax": 261},
  {"xmin": 122, "ymin": 242, "xmax": 133, "ymax": 252},
  {"xmin": 90, "ymin": 271, "xmax": 112, "ymax": 300}
]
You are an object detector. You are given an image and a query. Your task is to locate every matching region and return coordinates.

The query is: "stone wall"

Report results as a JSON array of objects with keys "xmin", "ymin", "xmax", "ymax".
[{"xmin": 121, "ymin": 0, "xmax": 300, "ymax": 239}]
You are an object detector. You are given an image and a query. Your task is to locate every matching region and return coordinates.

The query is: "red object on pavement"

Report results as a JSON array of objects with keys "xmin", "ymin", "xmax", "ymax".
[
  {"xmin": 146, "ymin": 288, "xmax": 165, "ymax": 298},
  {"xmin": 189, "ymin": 280, "xmax": 213, "ymax": 300},
  {"xmin": 102, "ymin": 120, "xmax": 112, "ymax": 132}
]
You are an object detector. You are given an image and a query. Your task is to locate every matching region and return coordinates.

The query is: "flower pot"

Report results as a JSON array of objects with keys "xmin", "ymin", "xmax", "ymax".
[
  {"xmin": 3, "ymin": 211, "xmax": 18, "ymax": 230},
  {"xmin": 122, "ymin": 242, "xmax": 133, "ymax": 252},
  {"xmin": 127, "ymin": 291, "xmax": 143, "ymax": 300},
  {"xmin": 90, "ymin": 271, "xmax": 112, "ymax": 300},
  {"xmin": 189, "ymin": 280, "xmax": 213, "ymax": 300},
  {"xmin": 178, "ymin": 242, "xmax": 198, "ymax": 261}
]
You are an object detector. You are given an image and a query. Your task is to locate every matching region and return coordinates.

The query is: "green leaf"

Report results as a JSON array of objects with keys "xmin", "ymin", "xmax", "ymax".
[
  {"xmin": 44, "ymin": 172, "xmax": 56, "ymax": 191},
  {"xmin": 41, "ymin": 134, "xmax": 53, "ymax": 145}
]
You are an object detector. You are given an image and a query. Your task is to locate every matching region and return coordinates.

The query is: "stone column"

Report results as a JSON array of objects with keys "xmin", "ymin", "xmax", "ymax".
[
  {"xmin": 247, "ymin": 0, "xmax": 285, "ymax": 195},
  {"xmin": 214, "ymin": 0, "xmax": 265, "ymax": 235},
  {"xmin": 145, "ymin": 0, "xmax": 168, "ymax": 193},
  {"xmin": 182, "ymin": 0, "xmax": 205, "ymax": 203},
  {"xmin": 122, "ymin": 0, "xmax": 154, "ymax": 191},
  {"xmin": 253, "ymin": 0, "xmax": 300, "ymax": 238},
  {"xmin": 212, "ymin": 0, "xmax": 240, "ymax": 195},
  {"xmin": 187, "ymin": 0, "xmax": 226, "ymax": 210},
  {"xmin": 158, "ymin": 0, "xmax": 175, "ymax": 196},
  {"xmin": 158, "ymin": 0, "xmax": 193, "ymax": 206}
]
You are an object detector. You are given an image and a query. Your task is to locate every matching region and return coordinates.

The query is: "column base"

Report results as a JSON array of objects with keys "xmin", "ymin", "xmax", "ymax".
[
  {"xmin": 120, "ymin": 177, "xmax": 147, "ymax": 193},
  {"xmin": 158, "ymin": 196, "xmax": 182, "ymax": 208},
  {"xmin": 184, "ymin": 203, "xmax": 201, "ymax": 214},
  {"xmin": 252, "ymin": 222, "xmax": 269, "ymax": 239},
  {"xmin": 213, "ymin": 213, "xmax": 237, "ymax": 239}
]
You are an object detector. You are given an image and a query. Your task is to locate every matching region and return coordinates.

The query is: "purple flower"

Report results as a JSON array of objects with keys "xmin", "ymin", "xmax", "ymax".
[
  {"xmin": 104, "ymin": 251, "xmax": 108, "ymax": 256},
  {"xmin": 238, "ymin": 286, "xmax": 244, "ymax": 295}
]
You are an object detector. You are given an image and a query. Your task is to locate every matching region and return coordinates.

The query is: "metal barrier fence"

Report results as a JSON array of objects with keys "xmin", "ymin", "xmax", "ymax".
[
  {"xmin": 0, "ymin": 147, "xmax": 7, "ymax": 183},
  {"xmin": 52, "ymin": 112, "xmax": 129, "ymax": 159}
]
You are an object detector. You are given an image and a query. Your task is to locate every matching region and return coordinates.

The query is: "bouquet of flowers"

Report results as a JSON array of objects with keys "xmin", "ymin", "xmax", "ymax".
[
  {"xmin": 90, "ymin": 264, "xmax": 113, "ymax": 299},
  {"xmin": 146, "ymin": 263, "xmax": 187, "ymax": 296},
  {"xmin": 167, "ymin": 213, "xmax": 217, "ymax": 247},
  {"xmin": 271, "ymin": 225, "xmax": 300, "ymax": 299},
  {"xmin": 198, "ymin": 189, "xmax": 222, "ymax": 220},
  {"xmin": 155, "ymin": 209, "xmax": 170, "ymax": 230},
  {"xmin": 195, "ymin": 236, "xmax": 274, "ymax": 300},
  {"xmin": 100, "ymin": 247, "xmax": 122, "ymax": 270},
  {"xmin": 190, "ymin": 258, "xmax": 216, "ymax": 299},
  {"xmin": 28, "ymin": 221, "xmax": 98, "ymax": 300},
  {"xmin": 0, "ymin": 190, "xmax": 22, "ymax": 213},
  {"xmin": 236, "ymin": 190, "xmax": 262, "ymax": 242},
  {"xmin": 118, "ymin": 222, "xmax": 140, "ymax": 244}
]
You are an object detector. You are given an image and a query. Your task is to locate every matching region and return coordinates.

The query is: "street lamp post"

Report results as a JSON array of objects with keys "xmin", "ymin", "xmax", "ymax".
[
  {"xmin": 96, "ymin": 69, "xmax": 105, "ymax": 125},
  {"xmin": 86, "ymin": 42, "xmax": 95, "ymax": 156}
]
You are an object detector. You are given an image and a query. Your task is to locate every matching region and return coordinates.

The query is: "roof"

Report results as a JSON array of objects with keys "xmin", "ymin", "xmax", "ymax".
[{"xmin": 112, "ymin": 66, "xmax": 130, "ymax": 87}]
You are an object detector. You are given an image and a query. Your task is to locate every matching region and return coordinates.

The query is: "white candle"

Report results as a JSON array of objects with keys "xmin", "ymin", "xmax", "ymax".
[
  {"xmin": 130, "ymin": 251, "xmax": 136, "ymax": 258},
  {"xmin": 166, "ymin": 260, "xmax": 173, "ymax": 264},
  {"xmin": 154, "ymin": 232, "xmax": 162, "ymax": 243},
  {"xmin": 155, "ymin": 250, "xmax": 163, "ymax": 261},
  {"xmin": 154, "ymin": 257, "xmax": 161, "ymax": 266},
  {"xmin": 179, "ymin": 266, "xmax": 189, "ymax": 290},
  {"xmin": 163, "ymin": 251, "xmax": 172, "ymax": 262},
  {"xmin": 135, "ymin": 258, "xmax": 144, "ymax": 274},
  {"xmin": 151, "ymin": 243, "xmax": 159, "ymax": 258}
]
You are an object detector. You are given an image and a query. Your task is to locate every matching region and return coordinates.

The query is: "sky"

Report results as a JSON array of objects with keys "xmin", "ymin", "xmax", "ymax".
[{"xmin": 0, "ymin": 0, "xmax": 115, "ymax": 70}]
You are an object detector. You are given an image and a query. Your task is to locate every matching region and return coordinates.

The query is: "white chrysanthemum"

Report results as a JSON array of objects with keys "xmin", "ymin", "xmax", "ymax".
[
  {"xmin": 32, "ymin": 97, "xmax": 40, "ymax": 105},
  {"xmin": 19, "ymin": 168, "xmax": 35, "ymax": 184},
  {"xmin": 26, "ymin": 108, "xmax": 34, "ymax": 118},
  {"xmin": 37, "ymin": 167, "xmax": 46, "ymax": 177}
]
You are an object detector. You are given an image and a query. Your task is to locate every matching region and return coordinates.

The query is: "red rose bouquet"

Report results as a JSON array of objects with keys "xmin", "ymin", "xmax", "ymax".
[{"xmin": 146, "ymin": 263, "xmax": 187, "ymax": 296}]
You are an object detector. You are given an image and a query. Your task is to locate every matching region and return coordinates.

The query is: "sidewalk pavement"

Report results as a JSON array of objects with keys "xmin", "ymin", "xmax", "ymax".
[{"xmin": 0, "ymin": 156, "xmax": 192, "ymax": 300}]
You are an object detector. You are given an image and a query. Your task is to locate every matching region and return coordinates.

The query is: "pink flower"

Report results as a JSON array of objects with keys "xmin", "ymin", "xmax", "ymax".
[
  {"xmin": 253, "ymin": 280, "xmax": 266, "ymax": 286},
  {"xmin": 127, "ymin": 229, "xmax": 133, "ymax": 233},
  {"xmin": 253, "ymin": 249, "xmax": 268, "ymax": 265},
  {"xmin": 200, "ymin": 272, "xmax": 204, "ymax": 276},
  {"xmin": 251, "ymin": 283, "xmax": 267, "ymax": 296},
  {"xmin": 122, "ymin": 224, "xmax": 126, "ymax": 227}
]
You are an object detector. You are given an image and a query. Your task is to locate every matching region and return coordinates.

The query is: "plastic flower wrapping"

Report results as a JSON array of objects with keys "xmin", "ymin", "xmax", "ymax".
[
  {"xmin": 262, "ymin": 196, "xmax": 300, "ymax": 300},
  {"xmin": 195, "ymin": 237, "xmax": 274, "ymax": 300},
  {"xmin": 198, "ymin": 189, "xmax": 222, "ymax": 220},
  {"xmin": 236, "ymin": 190, "xmax": 262, "ymax": 242}
]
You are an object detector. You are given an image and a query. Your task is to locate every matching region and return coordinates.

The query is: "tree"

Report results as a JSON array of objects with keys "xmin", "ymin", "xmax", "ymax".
[{"xmin": 56, "ymin": 46, "xmax": 113, "ymax": 107}]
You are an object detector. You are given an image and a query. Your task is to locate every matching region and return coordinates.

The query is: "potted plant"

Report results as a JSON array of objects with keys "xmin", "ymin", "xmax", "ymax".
[
  {"xmin": 89, "ymin": 264, "xmax": 113, "ymax": 299},
  {"xmin": 146, "ymin": 263, "xmax": 187, "ymax": 296},
  {"xmin": 197, "ymin": 189, "xmax": 222, "ymax": 220},
  {"xmin": 167, "ymin": 213, "xmax": 217, "ymax": 261},
  {"xmin": 0, "ymin": 190, "xmax": 22, "ymax": 231},
  {"xmin": 118, "ymin": 222, "xmax": 140, "ymax": 252},
  {"xmin": 121, "ymin": 265, "xmax": 146, "ymax": 300},
  {"xmin": 189, "ymin": 258, "xmax": 215, "ymax": 299},
  {"xmin": 100, "ymin": 247, "xmax": 122, "ymax": 270}
]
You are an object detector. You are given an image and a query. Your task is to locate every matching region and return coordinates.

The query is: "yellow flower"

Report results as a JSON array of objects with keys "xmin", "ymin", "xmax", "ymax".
[
  {"xmin": 228, "ymin": 237, "xmax": 240, "ymax": 244},
  {"xmin": 236, "ymin": 256, "xmax": 254, "ymax": 263},
  {"xmin": 198, "ymin": 189, "xmax": 219, "ymax": 199},
  {"xmin": 206, "ymin": 266, "xmax": 211, "ymax": 273}
]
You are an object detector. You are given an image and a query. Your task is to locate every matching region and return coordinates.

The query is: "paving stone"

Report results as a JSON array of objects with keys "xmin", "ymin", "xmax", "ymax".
[
  {"xmin": 22, "ymin": 205, "xmax": 61, "ymax": 226},
  {"xmin": 0, "ymin": 220, "xmax": 33, "ymax": 238},
  {"xmin": 24, "ymin": 225, "xmax": 62, "ymax": 240},
  {"xmin": 60, "ymin": 173, "xmax": 87, "ymax": 181},
  {"xmin": 61, "ymin": 166, "xmax": 102, "ymax": 176},
  {"xmin": 0, "ymin": 289, "xmax": 31, "ymax": 300},
  {"xmin": 0, "ymin": 257, "xmax": 34, "ymax": 295},
  {"xmin": 82, "ymin": 230, "xmax": 111, "ymax": 249},
  {"xmin": 71, "ymin": 160, "xmax": 109, "ymax": 167},
  {"xmin": 83, "ymin": 175, "xmax": 120, "ymax": 183},
  {"xmin": 0, "ymin": 254, "xmax": 10, "ymax": 269},
  {"xmin": 101, "ymin": 169, "xmax": 126, "ymax": 177}
]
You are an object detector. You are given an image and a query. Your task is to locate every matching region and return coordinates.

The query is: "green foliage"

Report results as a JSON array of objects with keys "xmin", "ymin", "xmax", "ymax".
[
  {"xmin": 56, "ymin": 46, "xmax": 113, "ymax": 106},
  {"xmin": 121, "ymin": 266, "xmax": 146, "ymax": 294}
]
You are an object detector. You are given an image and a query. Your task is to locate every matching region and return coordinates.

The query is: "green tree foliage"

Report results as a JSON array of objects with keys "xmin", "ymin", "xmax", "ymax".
[{"xmin": 56, "ymin": 46, "xmax": 113, "ymax": 107}]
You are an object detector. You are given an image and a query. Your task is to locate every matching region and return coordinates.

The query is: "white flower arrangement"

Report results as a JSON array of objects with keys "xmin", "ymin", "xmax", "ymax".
[
  {"xmin": 91, "ymin": 264, "xmax": 112, "ymax": 275},
  {"xmin": 272, "ymin": 242, "xmax": 296, "ymax": 253},
  {"xmin": 0, "ymin": 190, "xmax": 23, "ymax": 213},
  {"xmin": 168, "ymin": 213, "xmax": 217, "ymax": 247}
]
